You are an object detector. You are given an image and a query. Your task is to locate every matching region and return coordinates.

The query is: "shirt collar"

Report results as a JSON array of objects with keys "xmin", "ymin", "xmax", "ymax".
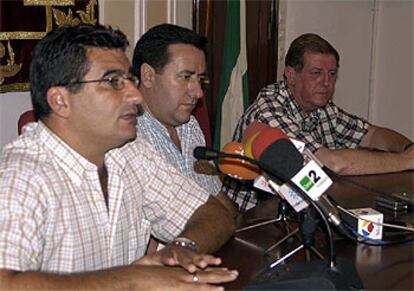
[
  {"xmin": 282, "ymin": 81, "xmax": 320, "ymax": 132},
  {"xmin": 140, "ymin": 111, "xmax": 170, "ymax": 136},
  {"xmin": 139, "ymin": 110, "xmax": 195, "ymax": 137},
  {"xmin": 36, "ymin": 121, "xmax": 125, "ymax": 186}
]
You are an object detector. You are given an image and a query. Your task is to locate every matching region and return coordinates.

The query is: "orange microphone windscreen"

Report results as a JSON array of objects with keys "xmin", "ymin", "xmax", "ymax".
[
  {"xmin": 251, "ymin": 127, "xmax": 289, "ymax": 159},
  {"xmin": 241, "ymin": 121, "xmax": 268, "ymax": 143},
  {"xmin": 218, "ymin": 142, "xmax": 261, "ymax": 180},
  {"xmin": 244, "ymin": 131, "xmax": 261, "ymax": 159}
]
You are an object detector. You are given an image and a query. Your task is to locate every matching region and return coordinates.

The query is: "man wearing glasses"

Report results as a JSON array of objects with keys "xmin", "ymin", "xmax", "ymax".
[
  {"xmin": 132, "ymin": 24, "xmax": 238, "ymax": 228},
  {"xmin": 0, "ymin": 24, "xmax": 238, "ymax": 290}
]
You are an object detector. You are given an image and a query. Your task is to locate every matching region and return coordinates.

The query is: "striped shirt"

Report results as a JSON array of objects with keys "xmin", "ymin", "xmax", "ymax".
[
  {"xmin": 137, "ymin": 111, "xmax": 222, "ymax": 196},
  {"xmin": 228, "ymin": 80, "xmax": 370, "ymax": 211},
  {"xmin": 0, "ymin": 122, "xmax": 208, "ymax": 273}
]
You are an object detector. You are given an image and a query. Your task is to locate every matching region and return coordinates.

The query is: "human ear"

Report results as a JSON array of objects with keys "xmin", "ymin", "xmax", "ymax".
[
  {"xmin": 284, "ymin": 66, "xmax": 296, "ymax": 87},
  {"xmin": 46, "ymin": 87, "xmax": 71, "ymax": 118},
  {"xmin": 140, "ymin": 63, "xmax": 156, "ymax": 88}
]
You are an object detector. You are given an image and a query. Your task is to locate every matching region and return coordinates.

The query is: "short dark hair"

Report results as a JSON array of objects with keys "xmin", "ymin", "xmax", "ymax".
[
  {"xmin": 132, "ymin": 23, "xmax": 207, "ymax": 79},
  {"xmin": 285, "ymin": 33, "xmax": 340, "ymax": 71},
  {"xmin": 30, "ymin": 23, "xmax": 129, "ymax": 119}
]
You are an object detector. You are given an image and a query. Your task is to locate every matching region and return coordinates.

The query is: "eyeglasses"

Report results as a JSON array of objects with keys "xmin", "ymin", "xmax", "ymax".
[
  {"xmin": 176, "ymin": 72, "xmax": 210, "ymax": 87},
  {"xmin": 60, "ymin": 74, "xmax": 140, "ymax": 91}
]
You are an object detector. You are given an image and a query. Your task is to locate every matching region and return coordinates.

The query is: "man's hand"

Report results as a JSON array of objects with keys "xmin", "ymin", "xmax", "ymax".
[
  {"xmin": 0, "ymin": 264, "xmax": 238, "ymax": 291},
  {"xmin": 130, "ymin": 265, "xmax": 238, "ymax": 291},
  {"xmin": 135, "ymin": 244, "xmax": 221, "ymax": 273}
]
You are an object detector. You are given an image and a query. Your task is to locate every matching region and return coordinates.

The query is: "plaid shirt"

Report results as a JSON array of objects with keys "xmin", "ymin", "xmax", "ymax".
[
  {"xmin": 137, "ymin": 111, "xmax": 222, "ymax": 197},
  {"xmin": 234, "ymin": 80, "xmax": 369, "ymax": 152},
  {"xmin": 0, "ymin": 122, "xmax": 208, "ymax": 273},
  {"xmin": 228, "ymin": 80, "xmax": 370, "ymax": 211}
]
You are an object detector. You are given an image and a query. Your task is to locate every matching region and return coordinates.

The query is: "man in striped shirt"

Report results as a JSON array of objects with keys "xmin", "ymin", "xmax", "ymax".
[
  {"xmin": 132, "ymin": 24, "xmax": 238, "ymax": 217},
  {"xmin": 0, "ymin": 24, "xmax": 237, "ymax": 290}
]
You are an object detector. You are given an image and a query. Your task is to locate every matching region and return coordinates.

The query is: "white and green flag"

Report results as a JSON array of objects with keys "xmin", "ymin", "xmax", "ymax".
[{"xmin": 214, "ymin": 0, "xmax": 249, "ymax": 150}]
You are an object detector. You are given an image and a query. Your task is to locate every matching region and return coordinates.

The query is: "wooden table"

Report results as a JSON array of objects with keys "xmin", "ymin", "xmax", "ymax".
[{"xmin": 216, "ymin": 171, "xmax": 414, "ymax": 290}]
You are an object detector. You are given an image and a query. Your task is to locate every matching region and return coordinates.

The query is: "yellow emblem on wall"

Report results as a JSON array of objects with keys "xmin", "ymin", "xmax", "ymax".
[
  {"xmin": 0, "ymin": 41, "xmax": 22, "ymax": 85},
  {"xmin": 0, "ymin": 0, "xmax": 98, "ymax": 93}
]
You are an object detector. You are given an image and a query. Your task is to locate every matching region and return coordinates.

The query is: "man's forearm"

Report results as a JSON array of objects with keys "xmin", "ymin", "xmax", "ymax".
[
  {"xmin": 316, "ymin": 147, "xmax": 413, "ymax": 175},
  {"xmin": 360, "ymin": 126, "xmax": 412, "ymax": 153},
  {"xmin": 0, "ymin": 265, "xmax": 152, "ymax": 291},
  {"xmin": 179, "ymin": 196, "xmax": 235, "ymax": 253},
  {"xmin": 216, "ymin": 191, "xmax": 239, "ymax": 218},
  {"xmin": 0, "ymin": 263, "xmax": 237, "ymax": 290}
]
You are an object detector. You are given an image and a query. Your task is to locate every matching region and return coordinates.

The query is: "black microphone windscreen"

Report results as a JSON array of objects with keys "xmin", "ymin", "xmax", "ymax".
[
  {"xmin": 259, "ymin": 139, "xmax": 304, "ymax": 180},
  {"xmin": 193, "ymin": 146, "xmax": 219, "ymax": 161}
]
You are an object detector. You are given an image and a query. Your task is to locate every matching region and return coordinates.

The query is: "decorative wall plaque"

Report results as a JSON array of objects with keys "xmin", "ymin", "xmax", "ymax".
[{"xmin": 0, "ymin": 0, "xmax": 98, "ymax": 93}]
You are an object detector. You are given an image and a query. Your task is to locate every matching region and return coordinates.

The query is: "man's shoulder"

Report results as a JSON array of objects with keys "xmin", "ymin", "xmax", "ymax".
[
  {"xmin": 243, "ymin": 81, "xmax": 290, "ymax": 119},
  {"xmin": 1, "ymin": 129, "xmax": 47, "ymax": 169},
  {"xmin": 259, "ymin": 80, "xmax": 288, "ymax": 95},
  {"xmin": 323, "ymin": 101, "xmax": 369, "ymax": 129},
  {"xmin": 233, "ymin": 81, "xmax": 294, "ymax": 141},
  {"xmin": 0, "ymin": 135, "xmax": 52, "ymax": 191},
  {"xmin": 251, "ymin": 81, "xmax": 288, "ymax": 106},
  {"xmin": 120, "ymin": 137, "xmax": 174, "ymax": 174}
]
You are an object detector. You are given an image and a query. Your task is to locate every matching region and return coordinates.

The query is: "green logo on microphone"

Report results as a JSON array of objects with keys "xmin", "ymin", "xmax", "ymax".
[{"xmin": 300, "ymin": 176, "xmax": 314, "ymax": 191}]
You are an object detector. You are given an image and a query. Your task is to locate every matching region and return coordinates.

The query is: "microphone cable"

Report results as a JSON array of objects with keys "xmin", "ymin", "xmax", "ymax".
[
  {"xmin": 337, "ymin": 205, "xmax": 414, "ymax": 246},
  {"xmin": 322, "ymin": 168, "xmax": 414, "ymax": 244},
  {"xmin": 337, "ymin": 205, "xmax": 414, "ymax": 233},
  {"xmin": 341, "ymin": 221, "xmax": 414, "ymax": 246}
]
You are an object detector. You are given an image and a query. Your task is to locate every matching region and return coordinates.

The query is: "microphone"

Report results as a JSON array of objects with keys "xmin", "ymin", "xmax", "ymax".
[
  {"xmin": 241, "ymin": 121, "xmax": 269, "ymax": 143},
  {"xmin": 252, "ymin": 127, "xmax": 304, "ymax": 178},
  {"xmin": 248, "ymin": 126, "xmax": 342, "ymax": 268},
  {"xmin": 243, "ymin": 121, "xmax": 324, "ymax": 168},
  {"xmin": 193, "ymin": 144, "xmax": 262, "ymax": 180},
  {"xmin": 251, "ymin": 126, "xmax": 291, "ymax": 160},
  {"xmin": 238, "ymin": 124, "xmax": 363, "ymax": 290},
  {"xmin": 218, "ymin": 142, "xmax": 261, "ymax": 180},
  {"xmin": 241, "ymin": 121, "xmax": 268, "ymax": 159},
  {"xmin": 194, "ymin": 124, "xmax": 341, "ymax": 227},
  {"xmin": 251, "ymin": 126, "xmax": 341, "ymax": 227},
  {"xmin": 193, "ymin": 146, "xmax": 221, "ymax": 161},
  {"xmin": 193, "ymin": 141, "xmax": 351, "ymax": 257},
  {"xmin": 247, "ymin": 126, "xmax": 309, "ymax": 212}
]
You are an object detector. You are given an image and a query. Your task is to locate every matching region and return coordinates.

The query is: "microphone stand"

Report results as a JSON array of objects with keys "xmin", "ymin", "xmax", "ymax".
[
  {"xmin": 236, "ymin": 199, "xmax": 298, "ymax": 234},
  {"xmin": 236, "ymin": 197, "xmax": 325, "ymax": 263},
  {"xmin": 265, "ymin": 207, "xmax": 324, "ymax": 264},
  {"xmin": 245, "ymin": 178, "xmax": 363, "ymax": 290},
  {"xmin": 194, "ymin": 147, "xmax": 364, "ymax": 290},
  {"xmin": 194, "ymin": 147, "xmax": 336, "ymax": 264},
  {"xmin": 200, "ymin": 147, "xmax": 301, "ymax": 247}
]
